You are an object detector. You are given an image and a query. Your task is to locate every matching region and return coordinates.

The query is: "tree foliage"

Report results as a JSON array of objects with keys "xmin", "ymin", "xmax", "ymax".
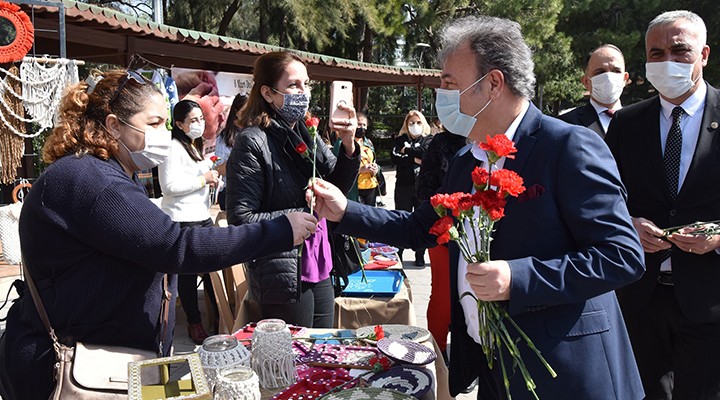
[{"xmin": 81, "ymin": 0, "xmax": 720, "ymax": 116}]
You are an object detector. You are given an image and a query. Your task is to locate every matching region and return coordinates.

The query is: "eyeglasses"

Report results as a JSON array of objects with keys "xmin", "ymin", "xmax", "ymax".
[{"xmin": 108, "ymin": 70, "xmax": 147, "ymax": 104}]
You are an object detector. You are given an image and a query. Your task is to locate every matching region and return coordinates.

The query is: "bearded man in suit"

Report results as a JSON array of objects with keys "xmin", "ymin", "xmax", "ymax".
[
  {"xmin": 311, "ymin": 15, "xmax": 645, "ymax": 400},
  {"xmin": 605, "ymin": 10, "xmax": 720, "ymax": 400},
  {"xmin": 559, "ymin": 44, "xmax": 629, "ymax": 137}
]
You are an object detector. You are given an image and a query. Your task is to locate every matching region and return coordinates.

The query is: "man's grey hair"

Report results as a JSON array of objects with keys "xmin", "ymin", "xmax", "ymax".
[
  {"xmin": 437, "ymin": 16, "xmax": 535, "ymax": 100},
  {"xmin": 646, "ymin": 10, "xmax": 707, "ymax": 46}
]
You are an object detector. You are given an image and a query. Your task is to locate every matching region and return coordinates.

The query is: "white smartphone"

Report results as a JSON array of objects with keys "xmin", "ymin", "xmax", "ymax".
[{"xmin": 330, "ymin": 81, "xmax": 353, "ymax": 121}]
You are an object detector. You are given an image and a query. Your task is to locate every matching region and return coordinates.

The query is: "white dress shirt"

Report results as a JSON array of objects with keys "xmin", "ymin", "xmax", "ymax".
[
  {"xmin": 658, "ymin": 80, "xmax": 707, "ymax": 272},
  {"xmin": 589, "ymin": 99, "xmax": 622, "ymax": 133},
  {"xmin": 459, "ymin": 100, "xmax": 529, "ymax": 344}
]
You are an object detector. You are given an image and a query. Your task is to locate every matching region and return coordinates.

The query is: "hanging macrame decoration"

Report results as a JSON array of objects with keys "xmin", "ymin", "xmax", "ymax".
[
  {"xmin": 0, "ymin": 1, "xmax": 34, "ymax": 64},
  {"xmin": 0, "ymin": 65, "xmax": 26, "ymax": 184},
  {"xmin": 18, "ymin": 58, "xmax": 78, "ymax": 135}
]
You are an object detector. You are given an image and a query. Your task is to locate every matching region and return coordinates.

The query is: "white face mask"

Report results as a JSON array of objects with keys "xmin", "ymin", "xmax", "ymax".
[
  {"xmin": 590, "ymin": 72, "xmax": 625, "ymax": 105},
  {"xmin": 645, "ymin": 59, "xmax": 701, "ymax": 99},
  {"xmin": 119, "ymin": 120, "xmax": 172, "ymax": 171},
  {"xmin": 186, "ymin": 121, "xmax": 205, "ymax": 140},
  {"xmin": 408, "ymin": 123, "xmax": 424, "ymax": 137},
  {"xmin": 435, "ymin": 72, "xmax": 492, "ymax": 138}
]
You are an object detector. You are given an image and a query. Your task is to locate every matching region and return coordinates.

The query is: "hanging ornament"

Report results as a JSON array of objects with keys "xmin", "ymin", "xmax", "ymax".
[
  {"xmin": 0, "ymin": 1, "xmax": 34, "ymax": 63},
  {"xmin": 0, "ymin": 65, "xmax": 25, "ymax": 184}
]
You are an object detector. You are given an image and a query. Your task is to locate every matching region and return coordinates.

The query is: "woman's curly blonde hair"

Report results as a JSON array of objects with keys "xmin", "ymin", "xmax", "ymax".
[{"xmin": 43, "ymin": 69, "xmax": 162, "ymax": 164}]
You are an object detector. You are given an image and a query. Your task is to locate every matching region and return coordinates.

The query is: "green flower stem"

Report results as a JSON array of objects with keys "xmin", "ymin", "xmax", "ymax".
[
  {"xmin": 350, "ymin": 236, "xmax": 368, "ymax": 284},
  {"xmin": 506, "ymin": 310, "xmax": 558, "ymax": 378},
  {"xmin": 310, "ymin": 130, "xmax": 318, "ymax": 215},
  {"xmin": 497, "ymin": 342, "xmax": 513, "ymax": 400}
]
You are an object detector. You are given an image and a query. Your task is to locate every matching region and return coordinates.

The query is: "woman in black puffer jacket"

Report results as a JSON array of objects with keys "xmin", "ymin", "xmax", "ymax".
[
  {"xmin": 391, "ymin": 110, "xmax": 433, "ymax": 266},
  {"xmin": 226, "ymin": 52, "xmax": 360, "ymax": 328}
]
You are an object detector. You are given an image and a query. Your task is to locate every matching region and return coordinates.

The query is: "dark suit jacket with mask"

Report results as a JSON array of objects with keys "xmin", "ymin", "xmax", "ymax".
[
  {"xmin": 336, "ymin": 103, "xmax": 645, "ymax": 399},
  {"xmin": 605, "ymin": 82, "xmax": 720, "ymax": 323},
  {"xmin": 559, "ymin": 102, "xmax": 605, "ymax": 137}
]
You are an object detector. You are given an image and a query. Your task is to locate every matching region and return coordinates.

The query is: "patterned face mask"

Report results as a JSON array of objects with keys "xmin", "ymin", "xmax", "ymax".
[{"xmin": 272, "ymin": 88, "xmax": 310, "ymax": 123}]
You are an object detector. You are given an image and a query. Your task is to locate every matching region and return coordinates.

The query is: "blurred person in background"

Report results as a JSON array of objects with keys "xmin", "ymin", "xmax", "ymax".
[
  {"xmin": 158, "ymin": 99, "xmax": 219, "ymax": 344},
  {"xmin": 336, "ymin": 112, "xmax": 379, "ymax": 205},
  {"xmin": 392, "ymin": 110, "xmax": 433, "ymax": 266},
  {"xmin": 214, "ymin": 93, "xmax": 248, "ymax": 210}
]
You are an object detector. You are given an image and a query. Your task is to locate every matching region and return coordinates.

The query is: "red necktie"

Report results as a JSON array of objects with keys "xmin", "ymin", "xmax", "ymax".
[{"xmin": 604, "ymin": 109, "xmax": 616, "ymax": 118}]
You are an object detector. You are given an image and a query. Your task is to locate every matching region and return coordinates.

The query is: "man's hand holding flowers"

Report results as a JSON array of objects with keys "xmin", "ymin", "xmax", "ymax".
[{"xmin": 466, "ymin": 260, "xmax": 511, "ymax": 301}]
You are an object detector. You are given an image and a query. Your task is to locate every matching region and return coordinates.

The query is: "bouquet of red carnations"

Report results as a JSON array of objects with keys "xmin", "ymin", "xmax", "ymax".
[{"xmin": 428, "ymin": 135, "xmax": 555, "ymax": 400}]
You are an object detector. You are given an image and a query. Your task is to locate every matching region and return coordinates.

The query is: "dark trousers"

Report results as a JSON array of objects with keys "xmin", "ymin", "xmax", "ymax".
[
  {"xmin": 358, "ymin": 187, "xmax": 377, "ymax": 206},
  {"xmin": 218, "ymin": 188, "xmax": 226, "ymax": 211},
  {"xmin": 259, "ymin": 278, "xmax": 335, "ymax": 328},
  {"xmin": 623, "ymin": 284, "xmax": 720, "ymax": 400},
  {"xmin": 178, "ymin": 219, "xmax": 217, "ymax": 325}
]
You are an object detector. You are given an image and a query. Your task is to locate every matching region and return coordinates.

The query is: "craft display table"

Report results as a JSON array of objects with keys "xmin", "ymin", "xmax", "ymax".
[{"xmin": 253, "ymin": 328, "xmax": 451, "ymax": 400}]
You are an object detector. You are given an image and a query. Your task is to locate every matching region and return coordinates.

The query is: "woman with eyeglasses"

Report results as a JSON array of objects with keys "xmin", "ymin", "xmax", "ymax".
[
  {"xmin": 226, "ymin": 52, "xmax": 360, "ymax": 328},
  {"xmin": 158, "ymin": 99, "xmax": 219, "ymax": 345},
  {"xmin": 0, "ymin": 69, "xmax": 316, "ymax": 400},
  {"xmin": 392, "ymin": 110, "xmax": 433, "ymax": 266}
]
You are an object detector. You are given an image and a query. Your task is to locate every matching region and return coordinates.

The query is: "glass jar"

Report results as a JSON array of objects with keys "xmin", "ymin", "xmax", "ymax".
[
  {"xmin": 213, "ymin": 366, "xmax": 261, "ymax": 400},
  {"xmin": 198, "ymin": 334, "xmax": 251, "ymax": 392},
  {"xmin": 250, "ymin": 319, "xmax": 296, "ymax": 389}
]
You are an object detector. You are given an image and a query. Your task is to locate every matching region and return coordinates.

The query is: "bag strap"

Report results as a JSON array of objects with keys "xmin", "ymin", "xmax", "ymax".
[
  {"xmin": 158, "ymin": 275, "xmax": 171, "ymax": 355},
  {"xmin": 21, "ymin": 257, "xmax": 60, "ymax": 346},
  {"xmin": 22, "ymin": 257, "xmax": 170, "ymax": 356}
]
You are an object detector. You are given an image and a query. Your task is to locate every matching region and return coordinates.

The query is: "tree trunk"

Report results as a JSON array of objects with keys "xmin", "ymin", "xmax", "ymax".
[
  {"xmin": 359, "ymin": 23, "xmax": 373, "ymax": 112},
  {"xmin": 188, "ymin": 1, "xmax": 202, "ymax": 32},
  {"xmin": 258, "ymin": 0, "xmax": 268, "ymax": 43},
  {"xmin": 217, "ymin": 0, "xmax": 241, "ymax": 36}
]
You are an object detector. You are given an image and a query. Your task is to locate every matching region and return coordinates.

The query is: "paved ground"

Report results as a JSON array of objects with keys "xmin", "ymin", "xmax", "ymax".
[{"xmin": 0, "ymin": 165, "xmax": 477, "ymax": 399}]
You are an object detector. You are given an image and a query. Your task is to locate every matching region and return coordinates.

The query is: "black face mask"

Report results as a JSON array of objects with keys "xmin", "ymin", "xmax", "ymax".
[{"xmin": 355, "ymin": 128, "xmax": 367, "ymax": 138}]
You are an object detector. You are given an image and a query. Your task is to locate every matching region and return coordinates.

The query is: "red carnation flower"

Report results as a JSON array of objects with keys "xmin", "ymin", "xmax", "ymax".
[
  {"xmin": 471, "ymin": 166, "xmax": 489, "ymax": 187},
  {"xmin": 480, "ymin": 134, "xmax": 517, "ymax": 161},
  {"xmin": 474, "ymin": 189, "xmax": 506, "ymax": 221},
  {"xmin": 305, "ymin": 116, "xmax": 320, "ymax": 129},
  {"xmin": 373, "ymin": 325, "xmax": 385, "ymax": 340},
  {"xmin": 490, "ymin": 169, "xmax": 526, "ymax": 197},
  {"xmin": 295, "ymin": 142, "xmax": 308, "ymax": 155},
  {"xmin": 430, "ymin": 216, "xmax": 455, "ymax": 244},
  {"xmin": 457, "ymin": 193, "xmax": 475, "ymax": 214}
]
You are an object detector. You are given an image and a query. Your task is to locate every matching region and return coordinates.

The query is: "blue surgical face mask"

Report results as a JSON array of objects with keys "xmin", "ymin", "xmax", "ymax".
[
  {"xmin": 435, "ymin": 73, "xmax": 492, "ymax": 138},
  {"xmin": 272, "ymin": 88, "xmax": 310, "ymax": 123}
]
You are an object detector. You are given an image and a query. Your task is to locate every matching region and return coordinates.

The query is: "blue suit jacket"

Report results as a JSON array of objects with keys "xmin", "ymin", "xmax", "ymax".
[{"xmin": 337, "ymin": 103, "xmax": 645, "ymax": 399}]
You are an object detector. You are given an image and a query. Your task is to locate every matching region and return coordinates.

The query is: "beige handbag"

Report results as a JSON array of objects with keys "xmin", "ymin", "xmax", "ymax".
[{"xmin": 23, "ymin": 262, "xmax": 169, "ymax": 399}]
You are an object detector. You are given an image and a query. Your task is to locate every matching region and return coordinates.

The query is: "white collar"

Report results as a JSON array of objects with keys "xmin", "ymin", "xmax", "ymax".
[
  {"xmin": 589, "ymin": 98, "xmax": 621, "ymax": 115},
  {"xmin": 470, "ymin": 100, "xmax": 529, "ymax": 162}
]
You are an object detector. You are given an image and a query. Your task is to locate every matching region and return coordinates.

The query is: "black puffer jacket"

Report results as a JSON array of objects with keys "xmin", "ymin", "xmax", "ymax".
[
  {"xmin": 226, "ymin": 118, "xmax": 359, "ymax": 304},
  {"xmin": 391, "ymin": 133, "xmax": 433, "ymax": 186}
]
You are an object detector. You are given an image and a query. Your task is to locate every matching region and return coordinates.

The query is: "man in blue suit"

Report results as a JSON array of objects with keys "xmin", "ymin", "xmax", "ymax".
[{"xmin": 312, "ymin": 15, "xmax": 645, "ymax": 400}]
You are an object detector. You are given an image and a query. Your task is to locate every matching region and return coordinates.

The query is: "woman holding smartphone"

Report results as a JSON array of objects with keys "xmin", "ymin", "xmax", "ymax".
[{"xmin": 225, "ymin": 52, "xmax": 360, "ymax": 328}]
